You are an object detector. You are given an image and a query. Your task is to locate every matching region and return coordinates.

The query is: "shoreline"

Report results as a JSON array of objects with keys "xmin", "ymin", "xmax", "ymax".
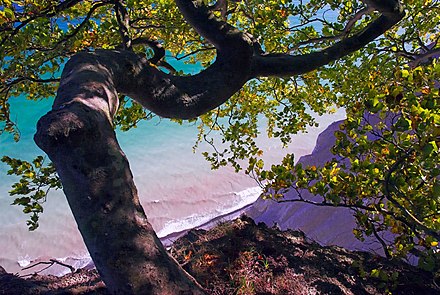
[
  {"xmin": 160, "ymin": 202, "xmax": 255, "ymax": 247},
  {"xmin": 12, "ymin": 201, "xmax": 258, "ymax": 277}
]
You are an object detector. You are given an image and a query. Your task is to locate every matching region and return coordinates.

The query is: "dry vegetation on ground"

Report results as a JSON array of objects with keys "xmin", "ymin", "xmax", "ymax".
[{"xmin": 1, "ymin": 216, "xmax": 438, "ymax": 294}]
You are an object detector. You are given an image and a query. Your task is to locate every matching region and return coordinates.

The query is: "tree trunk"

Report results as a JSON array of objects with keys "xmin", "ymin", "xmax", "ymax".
[
  {"xmin": 32, "ymin": 0, "xmax": 404, "ymax": 292},
  {"xmin": 34, "ymin": 54, "xmax": 205, "ymax": 294}
]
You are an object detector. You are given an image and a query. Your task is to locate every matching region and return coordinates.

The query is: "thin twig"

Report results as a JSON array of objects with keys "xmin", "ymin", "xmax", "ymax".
[{"xmin": 19, "ymin": 259, "xmax": 76, "ymax": 277}]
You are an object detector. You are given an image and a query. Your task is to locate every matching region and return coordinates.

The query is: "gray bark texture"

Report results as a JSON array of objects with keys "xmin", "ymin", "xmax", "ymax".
[
  {"xmin": 34, "ymin": 0, "xmax": 404, "ymax": 294},
  {"xmin": 34, "ymin": 54, "xmax": 206, "ymax": 294}
]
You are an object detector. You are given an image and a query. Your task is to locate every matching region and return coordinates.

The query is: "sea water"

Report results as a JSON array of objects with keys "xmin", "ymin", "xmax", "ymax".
[
  {"xmin": 0, "ymin": 93, "xmax": 344, "ymax": 275},
  {"xmin": 0, "ymin": 44, "xmax": 346, "ymax": 277}
]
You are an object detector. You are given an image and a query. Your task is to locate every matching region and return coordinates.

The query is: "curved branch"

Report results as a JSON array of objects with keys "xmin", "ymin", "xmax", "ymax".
[
  {"xmin": 409, "ymin": 47, "xmax": 440, "ymax": 68},
  {"xmin": 114, "ymin": 0, "xmax": 132, "ymax": 50},
  {"xmin": 250, "ymin": 0, "xmax": 404, "ymax": 77},
  {"xmin": 131, "ymin": 38, "xmax": 165, "ymax": 64},
  {"xmin": 58, "ymin": 47, "xmax": 253, "ymax": 120},
  {"xmin": 289, "ymin": 5, "xmax": 374, "ymax": 50},
  {"xmin": 174, "ymin": 0, "xmax": 253, "ymax": 51},
  {"xmin": 109, "ymin": 0, "xmax": 253, "ymax": 119}
]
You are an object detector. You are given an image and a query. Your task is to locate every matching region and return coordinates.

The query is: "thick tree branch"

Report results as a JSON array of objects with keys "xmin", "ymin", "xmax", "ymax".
[
  {"xmin": 250, "ymin": 0, "xmax": 404, "ymax": 77},
  {"xmin": 174, "ymin": 0, "xmax": 253, "ymax": 51},
  {"xmin": 54, "ymin": 47, "xmax": 252, "ymax": 120}
]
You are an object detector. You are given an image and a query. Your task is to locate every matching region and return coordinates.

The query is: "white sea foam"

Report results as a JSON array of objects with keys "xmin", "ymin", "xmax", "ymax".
[
  {"xmin": 16, "ymin": 251, "xmax": 93, "ymax": 277},
  {"xmin": 13, "ymin": 187, "xmax": 262, "ymax": 277},
  {"xmin": 17, "ymin": 255, "xmax": 31, "ymax": 268},
  {"xmin": 157, "ymin": 186, "xmax": 262, "ymax": 238}
]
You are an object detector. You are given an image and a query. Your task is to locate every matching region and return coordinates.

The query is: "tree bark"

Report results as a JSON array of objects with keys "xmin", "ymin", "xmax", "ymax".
[{"xmin": 34, "ymin": 53, "xmax": 206, "ymax": 294}]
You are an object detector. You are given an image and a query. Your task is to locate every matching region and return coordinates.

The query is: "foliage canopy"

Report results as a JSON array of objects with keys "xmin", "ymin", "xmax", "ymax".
[{"xmin": 1, "ymin": 0, "xmax": 439, "ymax": 271}]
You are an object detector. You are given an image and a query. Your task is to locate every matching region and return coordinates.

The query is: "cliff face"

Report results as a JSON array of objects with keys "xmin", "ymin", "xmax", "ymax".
[{"xmin": 246, "ymin": 120, "xmax": 383, "ymax": 254}]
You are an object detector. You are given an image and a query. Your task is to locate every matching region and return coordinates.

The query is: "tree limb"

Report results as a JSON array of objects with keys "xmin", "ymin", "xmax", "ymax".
[
  {"xmin": 114, "ymin": 0, "xmax": 132, "ymax": 50},
  {"xmin": 174, "ymin": 0, "xmax": 253, "ymax": 51},
  {"xmin": 131, "ymin": 38, "xmax": 165, "ymax": 64},
  {"xmin": 112, "ymin": 0, "xmax": 254, "ymax": 118},
  {"xmin": 250, "ymin": 0, "xmax": 404, "ymax": 77}
]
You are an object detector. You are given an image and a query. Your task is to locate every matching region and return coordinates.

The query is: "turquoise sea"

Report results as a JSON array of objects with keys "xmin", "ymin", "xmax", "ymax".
[{"xmin": 0, "ymin": 90, "xmax": 344, "ymax": 275}]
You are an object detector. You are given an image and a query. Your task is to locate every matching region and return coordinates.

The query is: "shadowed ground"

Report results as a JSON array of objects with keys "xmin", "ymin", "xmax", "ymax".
[{"xmin": 1, "ymin": 216, "xmax": 438, "ymax": 294}]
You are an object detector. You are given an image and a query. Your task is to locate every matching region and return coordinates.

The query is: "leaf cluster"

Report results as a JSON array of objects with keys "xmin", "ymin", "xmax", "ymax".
[
  {"xmin": 1, "ymin": 155, "xmax": 61, "ymax": 230},
  {"xmin": 260, "ymin": 61, "xmax": 440, "ymax": 267}
]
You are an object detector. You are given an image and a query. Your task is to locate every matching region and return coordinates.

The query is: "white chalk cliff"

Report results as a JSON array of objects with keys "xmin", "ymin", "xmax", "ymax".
[{"xmin": 247, "ymin": 120, "xmax": 384, "ymax": 254}]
